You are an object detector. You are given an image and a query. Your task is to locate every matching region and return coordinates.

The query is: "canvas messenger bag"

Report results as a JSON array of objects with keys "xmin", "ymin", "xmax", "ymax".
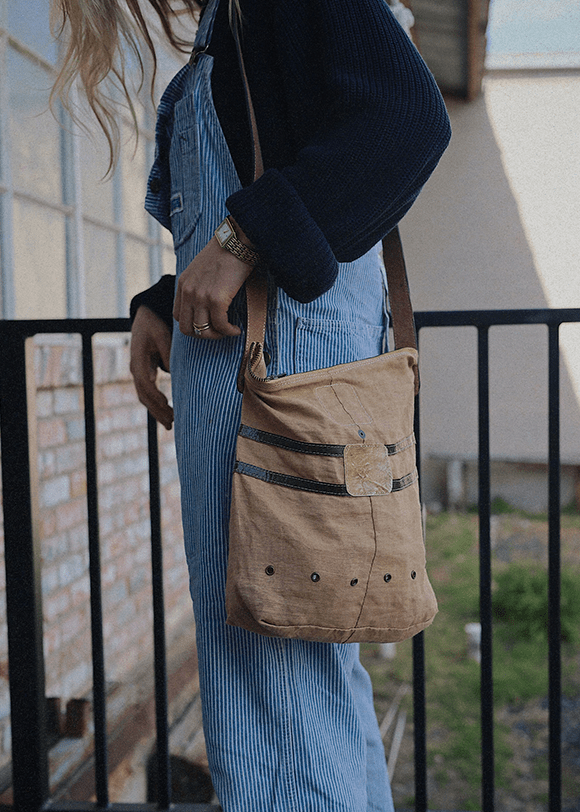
[
  {"xmin": 224, "ymin": 28, "xmax": 437, "ymax": 643},
  {"xmin": 225, "ymin": 229, "xmax": 437, "ymax": 643}
]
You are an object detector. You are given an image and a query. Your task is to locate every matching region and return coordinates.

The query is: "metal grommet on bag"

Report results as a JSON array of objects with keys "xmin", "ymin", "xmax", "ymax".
[
  {"xmin": 265, "ymin": 566, "xmax": 275, "ymax": 576},
  {"xmin": 384, "ymin": 573, "xmax": 392, "ymax": 583},
  {"xmin": 311, "ymin": 572, "xmax": 320, "ymax": 583},
  {"xmin": 411, "ymin": 570, "xmax": 417, "ymax": 580},
  {"xmin": 350, "ymin": 579, "xmax": 358, "ymax": 587}
]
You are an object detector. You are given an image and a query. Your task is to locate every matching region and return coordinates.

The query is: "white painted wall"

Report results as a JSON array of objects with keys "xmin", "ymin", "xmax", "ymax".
[{"xmin": 398, "ymin": 70, "xmax": 580, "ymax": 504}]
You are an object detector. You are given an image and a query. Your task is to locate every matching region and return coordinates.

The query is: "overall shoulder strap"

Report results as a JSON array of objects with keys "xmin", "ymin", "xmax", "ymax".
[{"xmin": 190, "ymin": 0, "xmax": 221, "ymax": 62}]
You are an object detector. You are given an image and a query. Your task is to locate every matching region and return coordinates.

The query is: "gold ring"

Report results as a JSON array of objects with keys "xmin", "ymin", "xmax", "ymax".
[{"xmin": 193, "ymin": 321, "xmax": 211, "ymax": 336}]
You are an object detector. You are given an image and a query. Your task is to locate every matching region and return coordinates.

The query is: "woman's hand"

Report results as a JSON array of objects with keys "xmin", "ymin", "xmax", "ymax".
[
  {"xmin": 173, "ymin": 232, "xmax": 253, "ymax": 340},
  {"xmin": 130, "ymin": 306, "xmax": 174, "ymax": 430}
]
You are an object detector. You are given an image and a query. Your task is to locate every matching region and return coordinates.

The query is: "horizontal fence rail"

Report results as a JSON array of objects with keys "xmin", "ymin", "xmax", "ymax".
[{"xmin": 0, "ymin": 308, "xmax": 579, "ymax": 812}]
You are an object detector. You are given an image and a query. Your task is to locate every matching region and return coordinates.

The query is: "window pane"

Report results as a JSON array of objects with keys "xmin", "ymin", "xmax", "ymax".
[
  {"xmin": 124, "ymin": 238, "xmax": 151, "ymax": 313},
  {"xmin": 79, "ymin": 129, "xmax": 116, "ymax": 225},
  {"xmin": 8, "ymin": 48, "xmax": 63, "ymax": 201},
  {"xmin": 13, "ymin": 198, "xmax": 67, "ymax": 318},
  {"xmin": 7, "ymin": 0, "xmax": 58, "ymax": 63},
  {"xmin": 121, "ymin": 127, "xmax": 150, "ymax": 238},
  {"xmin": 83, "ymin": 224, "xmax": 118, "ymax": 318}
]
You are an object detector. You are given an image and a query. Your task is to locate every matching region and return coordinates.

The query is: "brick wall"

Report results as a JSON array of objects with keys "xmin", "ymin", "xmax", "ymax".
[{"xmin": 0, "ymin": 334, "xmax": 194, "ymax": 774}]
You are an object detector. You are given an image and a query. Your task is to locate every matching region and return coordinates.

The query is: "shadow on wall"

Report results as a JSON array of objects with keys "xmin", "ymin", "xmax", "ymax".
[{"xmin": 399, "ymin": 88, "xmax": 580, "ymax": 509}]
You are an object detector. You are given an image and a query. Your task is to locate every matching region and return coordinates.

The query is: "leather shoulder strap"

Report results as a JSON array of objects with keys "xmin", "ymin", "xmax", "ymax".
[{"xmin": 381, "ymin": 228, "xmax": 417, "ymax": 353}]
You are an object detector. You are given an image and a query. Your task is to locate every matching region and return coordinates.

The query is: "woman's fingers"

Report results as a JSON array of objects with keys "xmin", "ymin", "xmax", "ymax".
[
  {"xmin": 130, "ymin": 307, "xmax": 175, "ymax": 430},
  {"xmin": 173, "ymin": 237, "xmax": 251, "ymax": 339},
  {"xmin": 206, "ymin": 300, "xmax": 242, "ymax": 337}
]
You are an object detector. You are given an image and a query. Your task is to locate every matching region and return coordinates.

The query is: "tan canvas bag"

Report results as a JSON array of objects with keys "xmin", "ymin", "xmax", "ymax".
[
  {"xmin": 225, "ymin": 32, "xmax": 437, "ymax": 643},
  {"xmin": 225, "ymin": 229, "xmax": 437, "ymax": 643}
]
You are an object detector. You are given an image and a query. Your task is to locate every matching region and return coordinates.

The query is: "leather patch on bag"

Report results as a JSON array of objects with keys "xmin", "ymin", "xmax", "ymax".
[
  {"xmin": 344, "ymin": 444, "xmax": 393, "ymax": 496},
  {"xmin": 315, "ymin": 383, "xmax": 372, "ymax": 426}
]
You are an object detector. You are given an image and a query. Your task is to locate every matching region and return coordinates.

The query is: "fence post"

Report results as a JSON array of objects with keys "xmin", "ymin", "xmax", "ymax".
[
  {"xmin": 547, "ymin": 323, "xmax": 562, "ymax": 812},
  {"xmin": 0, "ymin": 331, "xmax": 49, "ymax": 810},
  {"xmin": 478, "ymin": 325, "xmax": 494, "ymax": 812}
]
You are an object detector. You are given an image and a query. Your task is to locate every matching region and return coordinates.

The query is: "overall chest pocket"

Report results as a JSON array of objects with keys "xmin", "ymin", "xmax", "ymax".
[{"xmin": 169, "ymin": 90, "xmax": 202, "ymax": 250}]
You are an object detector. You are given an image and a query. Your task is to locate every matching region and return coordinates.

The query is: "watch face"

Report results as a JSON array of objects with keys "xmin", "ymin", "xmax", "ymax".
[{"xmin": 215, "ymin": 218, "xmax": 234, "ymax": 246}]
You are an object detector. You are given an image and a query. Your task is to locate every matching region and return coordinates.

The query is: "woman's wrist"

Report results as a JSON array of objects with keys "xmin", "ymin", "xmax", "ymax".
[
  {"xmin": 214, "ymin": 216, "xmax": 260, "ymax": 266},
  {"xmin": 230, "ymin": 217, "xmax": 255, "ymax": 249}
]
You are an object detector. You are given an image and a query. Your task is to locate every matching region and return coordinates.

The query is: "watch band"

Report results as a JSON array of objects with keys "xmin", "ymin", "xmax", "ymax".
[
  {"xmin": 225, "ymin": 238, "xmax": 260, "ymax": 266},
  {"xmin": 215, "ymin": 217, "xmax": 260, "ymax": 266}
]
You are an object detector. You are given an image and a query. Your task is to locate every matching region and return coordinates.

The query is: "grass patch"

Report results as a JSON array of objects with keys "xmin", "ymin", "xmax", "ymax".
[
  {"xmin": 494, "ymin": 564, "xmax": 580, "ymax": 644},
  {"xmin": 361, "ymin": 511, "xmax": 580, "ymax": 810}
]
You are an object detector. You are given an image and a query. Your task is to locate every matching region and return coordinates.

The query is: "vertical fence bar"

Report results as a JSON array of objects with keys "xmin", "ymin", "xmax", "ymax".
[
  {"xmin": 0, "ymin": 332, "xmax": 49, "ymax": 811},
  {"xmin": 412, "ymin": 330, "xmax": 428, "ymax": 812},
  {"xmin": 81, "ymin": 332, "xmax": 109, "ymax": 807},
  {"xmin": 148, "ymin": 414, "xmax": 172, "ymax": 808},
  {"xmin": 478, "ymin": 326, "xmax": 494, "ymax": 812},
  {"xmin": 547, "ymin": 323, "xmax": 562, "ymax": 812},
  {"xmin": 412, "ymin": 633, "xmax": 428, "ymax": 812}
]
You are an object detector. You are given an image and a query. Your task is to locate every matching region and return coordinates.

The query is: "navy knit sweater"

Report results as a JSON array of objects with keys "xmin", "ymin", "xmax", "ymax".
[{"xmin": 132, "ymin": 0, "xmax": 451, "ymax": 325}]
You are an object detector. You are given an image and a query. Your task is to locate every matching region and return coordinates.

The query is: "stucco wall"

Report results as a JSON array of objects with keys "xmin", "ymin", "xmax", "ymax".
[{"xmin": 398, "ymin": 70, "xmax": 580, "ymax": 505}]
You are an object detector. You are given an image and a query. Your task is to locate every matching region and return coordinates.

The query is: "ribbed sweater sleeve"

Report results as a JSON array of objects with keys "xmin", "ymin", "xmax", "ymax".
[
  {"xmin": 226, "ymin": 0, "xmax": 451, "ymax": 302},
  {"xmin": 129, "ymin": 274, "xmax": 175, "ymax": 331}
]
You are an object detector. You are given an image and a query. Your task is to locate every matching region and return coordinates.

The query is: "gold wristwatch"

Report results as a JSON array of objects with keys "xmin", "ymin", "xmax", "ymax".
[{"xmin": 214, "ymin": 216, "xmax": 260, "ymax": 266}]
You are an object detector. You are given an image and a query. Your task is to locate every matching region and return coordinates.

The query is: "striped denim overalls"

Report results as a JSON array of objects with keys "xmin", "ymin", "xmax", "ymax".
[{"xmin": 145, "ymin": 1, "xmax": 395, "ymax": 809}]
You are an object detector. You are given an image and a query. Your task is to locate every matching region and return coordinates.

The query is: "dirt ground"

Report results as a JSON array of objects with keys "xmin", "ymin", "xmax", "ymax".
[
  {"xmin": 361, "ymin": 514, "xmax": 580, "ymax": 811},
  {"xmin": 367, "ymin": 692, "xmax": 580, "ymax": 811}
]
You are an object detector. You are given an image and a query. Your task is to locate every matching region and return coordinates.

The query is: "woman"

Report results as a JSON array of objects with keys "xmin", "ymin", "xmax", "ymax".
[{"xmin": 53, "ymin": 0, "xmax": 450, "ymax": 809}]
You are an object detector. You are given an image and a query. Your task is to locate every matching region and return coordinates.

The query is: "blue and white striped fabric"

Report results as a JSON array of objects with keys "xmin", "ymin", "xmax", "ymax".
[{"xmin": 156, "ymin": 1, "xmax": 395, "ymax": 808}]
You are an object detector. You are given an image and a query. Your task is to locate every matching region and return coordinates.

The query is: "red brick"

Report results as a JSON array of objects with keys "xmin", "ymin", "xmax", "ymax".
[
  {"xmin": 55, "ymin": 442, "xmax": 85, "ymax": 474},
  {"xmin": 100, "ymin": 382, "xmax": 138, "ymax": 409},
  {"xmin": 56, "ymin": 498, "xmax": 87, "ymax": 533},
  {"xmin": 35, "ymin": 390, "xmax": 54, "ymax": 418},
  {"xmin": 122, "ymin": 501, "xmax": 144, "ymax": 527},
  {"xmin": 96, "ymin": 410, "xmax": 114, "ymax": 434},
  {"xmin": 41, "ymin": 534, "xmax": 69, "ymax": 567},
  {"xmin": 60, "ymin": 608, "xmax": 89, "ymax": 645},
  {"xmin": 44, "ymin": 588, "xmax": 71, "ymax": 622},
  {"xmin": 40, "ymin": 475, "xmax": 70, "ymax": 508},
  {"xmin": 102, "ymin": 562, "xmax": 118, "ymax": 587},
  {"xmin": 38, "ymin": 450, "xmax": 56, "ymax": 477},
  {"xmin": 53, "ymin": 387, "xmax": 82, "ymax": 416},
  {"xmin": 44, "ymin": 625, "xmax": 62, "ymax": 655},
  {"xmin": 42, "ymin": 564, "xmax": 59, "ymax": 596},
  {"xmin": 98, "ymin": 433, "xmax": 125, "ymax": 459},
  {"xmin": 70, "ymin": 578, "xmax": 90, "ymax": 607},
  {"xmin": 40, "ymin": 510, "xmax": 58, "ymax": 539},
  {"xmin": 37, "ymin": 418, "xmax": 67, "ymax": 448},
  {"xmin": 70, "ymin": 470, "xmax": 87, "ymax": 499}
]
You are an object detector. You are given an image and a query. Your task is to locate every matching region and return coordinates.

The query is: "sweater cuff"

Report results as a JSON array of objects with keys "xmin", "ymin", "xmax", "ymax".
[
  {"xmin": 226, "ymin": 169, "xmax": 338, "ymax": 303},
  {"xmin": 129, "ymin": 274, "xmax": 176, "ymax": 333}
]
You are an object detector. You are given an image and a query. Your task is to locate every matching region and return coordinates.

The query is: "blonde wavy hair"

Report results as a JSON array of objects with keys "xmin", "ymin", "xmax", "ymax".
[{"xmin": 51, "ymin": 0, "xmax": 241, "ymax": 172}]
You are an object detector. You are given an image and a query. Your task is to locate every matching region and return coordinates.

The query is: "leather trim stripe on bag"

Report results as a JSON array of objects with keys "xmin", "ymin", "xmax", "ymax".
[
  {"xmin": 238, "ymin": 424, "xmax": 415, "ymax": 458},
  {"xmin": 233, "ymin": 460, "xmax": 418, "ymax": 495}
]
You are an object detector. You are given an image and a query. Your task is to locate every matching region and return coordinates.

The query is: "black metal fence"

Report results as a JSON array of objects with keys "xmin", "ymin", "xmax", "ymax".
[{"xmin": 0, "ymin": 308, "xmax": 579, "ymax": 812}]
